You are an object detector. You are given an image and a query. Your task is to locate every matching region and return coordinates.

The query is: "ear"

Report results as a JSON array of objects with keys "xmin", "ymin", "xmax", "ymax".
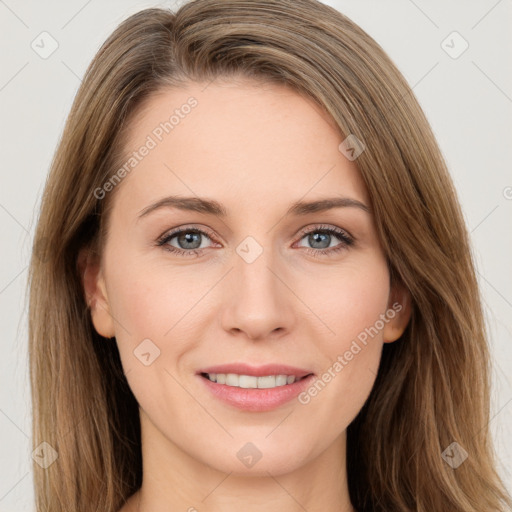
[
  {"xmin": 77, "ymin": 247, "xmax": 115, "ymax": 339},
  {"xmin": 382, "ymin": 281, "xmax": 412, "ymax": 343}
]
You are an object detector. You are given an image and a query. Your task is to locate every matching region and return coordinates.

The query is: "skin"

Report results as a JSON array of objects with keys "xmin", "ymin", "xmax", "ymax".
[{"xmin": 81, "ymin": 78, "xmax": 411, "ymax": 512}]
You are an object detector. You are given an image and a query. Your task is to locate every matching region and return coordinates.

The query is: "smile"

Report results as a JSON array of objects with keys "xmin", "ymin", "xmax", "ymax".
[{"xmin": 197, "ymin": 364, "xmax": 316, "ymax": 412}]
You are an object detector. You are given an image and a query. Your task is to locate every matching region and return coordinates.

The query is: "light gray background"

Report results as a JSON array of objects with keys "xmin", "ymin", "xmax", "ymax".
[{"xmin": 0, "ymin": 0, "xmax": 511, "ymax": 509}]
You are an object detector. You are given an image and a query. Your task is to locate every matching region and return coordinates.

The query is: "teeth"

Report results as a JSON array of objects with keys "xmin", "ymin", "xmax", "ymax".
[
  {"xmin": 239, "ymin": 375, "xmax": 258, "ymax": 388},
  {"xmin": 275, "ymin": 375, "xmax": 287, "ymax": 386},
  {"xmin": 205, "ymin": 373, "xmax": 300, "ymax": 388}
]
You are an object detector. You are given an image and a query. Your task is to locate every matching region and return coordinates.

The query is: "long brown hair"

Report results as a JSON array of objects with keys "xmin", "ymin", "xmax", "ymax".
[{"xmin": 28, "ymin": 1, "xmax": 512, "ymax": 510}]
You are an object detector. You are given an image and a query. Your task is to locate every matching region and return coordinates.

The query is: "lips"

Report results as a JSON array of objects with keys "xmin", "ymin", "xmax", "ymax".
[{"xmin": 196, "ymin": 363, "xmax": 316, "ymax": 412}]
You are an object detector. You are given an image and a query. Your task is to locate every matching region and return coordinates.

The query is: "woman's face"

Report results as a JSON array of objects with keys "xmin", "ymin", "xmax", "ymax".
[{"xmin": 84, "ymin": 79, "xmax": 410, "ymax": 476}]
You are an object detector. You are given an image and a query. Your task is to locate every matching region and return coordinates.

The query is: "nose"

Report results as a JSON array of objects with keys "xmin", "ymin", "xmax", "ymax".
[{"xmin": 219, "ymin": 240, "xmax": 296, "ymax": 341}]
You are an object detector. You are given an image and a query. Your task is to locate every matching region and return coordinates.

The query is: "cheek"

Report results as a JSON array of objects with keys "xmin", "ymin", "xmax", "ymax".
[
  {"xmin": 295, "ymin": 256, "xmax": 390, "ymax": 416},
  {"xmin": 303, "ymin": 256, "xmax": 391, "ymax": 349},
  {"xmin": 104, "ymin": 257, "xmax": 197, "ymax": 416},
  {"xmin": 106, "ymin": 251, "xmax": 207, "ymax": 342},
  {"xmin": 103, "ymin": 249, "xmax": 221, "ymax": 411}
]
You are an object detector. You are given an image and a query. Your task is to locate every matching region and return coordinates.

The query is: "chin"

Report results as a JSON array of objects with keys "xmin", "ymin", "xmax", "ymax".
[{"xmin": 194, "ymin": 435, "xmax": 317, "ymax": 477}]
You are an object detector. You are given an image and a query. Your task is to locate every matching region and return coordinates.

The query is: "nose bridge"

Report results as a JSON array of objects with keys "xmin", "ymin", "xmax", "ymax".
[
  {"xmin": 220, "ymin": 234, "xmax": 294, "ymax": 339},
  {"xmin": 234, "ymin": 236, "xmax": 276, "ymax": 292},
  {"xmin": 234, "ymin": 234, "xmax": 280, "ymax": 302}
]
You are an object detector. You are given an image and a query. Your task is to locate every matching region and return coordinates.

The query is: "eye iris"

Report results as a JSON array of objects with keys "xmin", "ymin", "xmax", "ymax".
[
  {"xmin": 178, "ymin": 231, "xmax": 202, "ymax": 249},
  {"xmin": 309, "ymin": 232, "xmax": 330, "ymax": 249}
]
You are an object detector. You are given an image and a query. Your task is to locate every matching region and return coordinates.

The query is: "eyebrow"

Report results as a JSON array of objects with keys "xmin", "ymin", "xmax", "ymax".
[{"xmin": 137, "ymin": 195, "xmax": 371, "ymax": 219}]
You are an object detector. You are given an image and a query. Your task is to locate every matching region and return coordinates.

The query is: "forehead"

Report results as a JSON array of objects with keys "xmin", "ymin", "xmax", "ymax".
[{"xmin": 113, "ymin": 79, "xmax": 370, "ymax": 217}]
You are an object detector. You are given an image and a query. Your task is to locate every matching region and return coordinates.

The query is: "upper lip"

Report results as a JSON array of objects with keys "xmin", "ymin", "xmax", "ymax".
[{"xmin": 197, "ymin": 363, "xmax": 314, "ymax": 379}]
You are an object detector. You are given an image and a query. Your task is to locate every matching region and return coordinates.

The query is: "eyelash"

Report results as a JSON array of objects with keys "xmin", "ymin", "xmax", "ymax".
[{"xmin": 156, "ymin": 224, "xmax": 354, "ymax": 258}]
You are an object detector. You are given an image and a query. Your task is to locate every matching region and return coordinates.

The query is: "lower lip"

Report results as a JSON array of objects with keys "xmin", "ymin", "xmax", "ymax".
[{"xmin": 198, "ymin": 374, "xmax": 316, "ymax": 412}]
